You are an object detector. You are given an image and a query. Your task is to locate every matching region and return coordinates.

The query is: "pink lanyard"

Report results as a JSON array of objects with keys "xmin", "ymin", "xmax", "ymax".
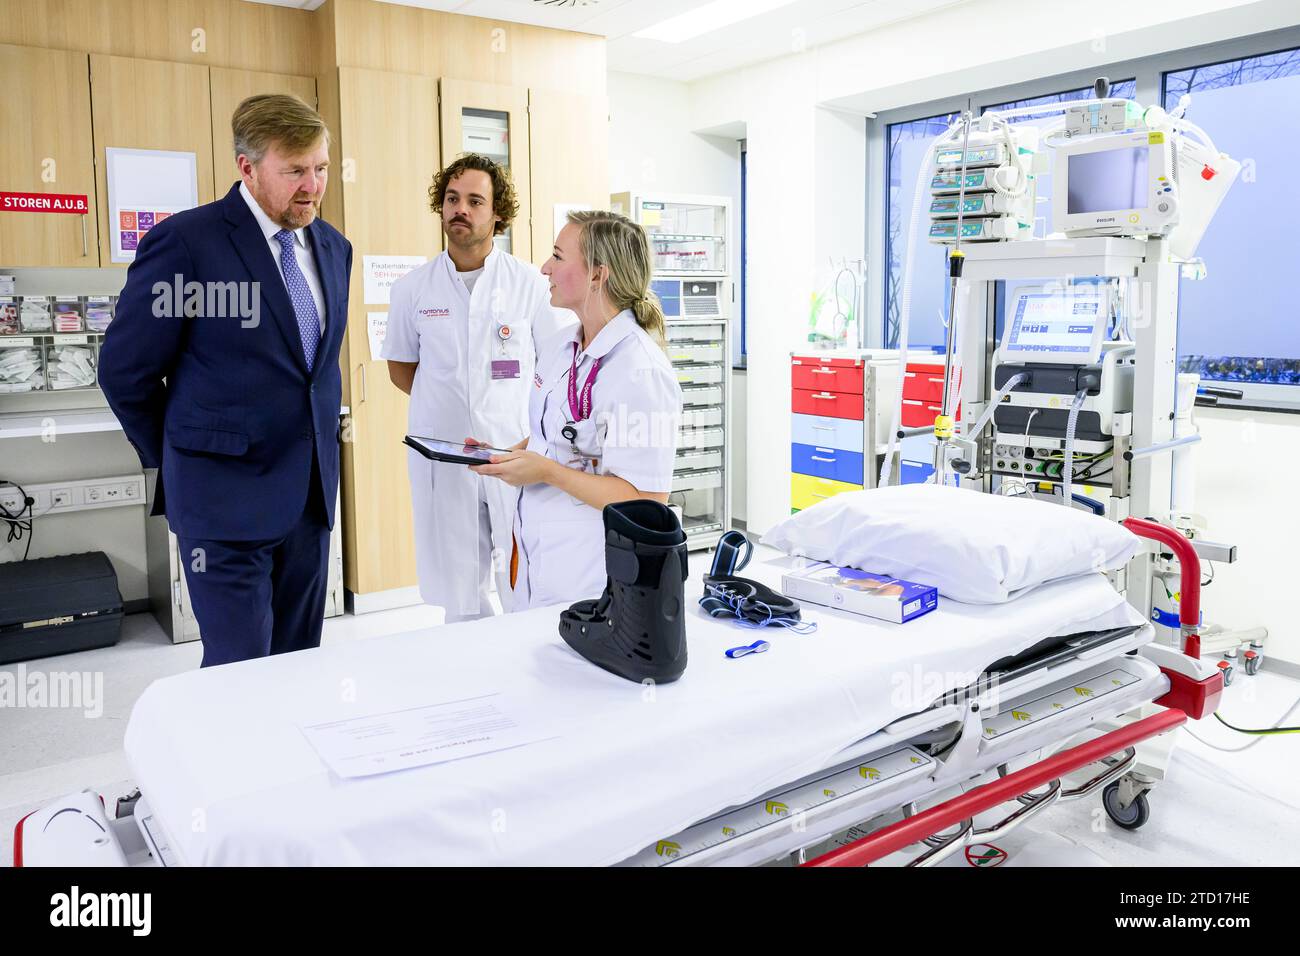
[{"xmin": 568, "ymin": 342, "xmax": 601, "ymax": 422}]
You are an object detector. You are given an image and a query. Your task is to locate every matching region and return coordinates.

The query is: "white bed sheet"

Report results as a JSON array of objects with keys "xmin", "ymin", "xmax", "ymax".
[{"xmin": 124, "ymin": 566, "xmax": 1144, "ymax": 866}]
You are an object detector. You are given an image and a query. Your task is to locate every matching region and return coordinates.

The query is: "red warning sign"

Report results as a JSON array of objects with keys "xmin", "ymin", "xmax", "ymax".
[{"xmin": 0, "ymin": 191, "xmax": 90, "ymax": 214}]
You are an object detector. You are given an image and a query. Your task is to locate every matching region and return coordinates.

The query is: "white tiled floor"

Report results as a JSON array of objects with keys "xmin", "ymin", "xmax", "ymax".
[{"xmin": 3, "ymin": 556, "xmax": 1298, "ymax": 867}]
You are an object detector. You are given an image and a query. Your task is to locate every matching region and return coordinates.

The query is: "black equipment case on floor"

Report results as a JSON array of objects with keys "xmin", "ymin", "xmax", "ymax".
[{"xmin": 0, "ymin": 552, "xmax": 123, "ymax": 664}]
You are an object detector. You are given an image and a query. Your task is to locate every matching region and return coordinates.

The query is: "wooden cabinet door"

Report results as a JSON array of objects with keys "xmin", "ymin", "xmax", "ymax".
[
  {"xmin": 338, "ymin": 66, "xmax": 442, "ymax": 596},
  {"xmin": 527, "ymin": 89, "xmax": 609, "ymax": 268},
  {"xmin": 0, "ymin": 43, "xmax": 100, "ymax": 266},
  {"xmin": 439, "ymin": 78, "xmax": 531, "ymax": 263},
  {"xmin": 89, "ymin": 54, "xmax": 215, "ymax": 268},
  {"xmin": 209, "ymin": 67, "xmax": 317, "ymax": 192}
]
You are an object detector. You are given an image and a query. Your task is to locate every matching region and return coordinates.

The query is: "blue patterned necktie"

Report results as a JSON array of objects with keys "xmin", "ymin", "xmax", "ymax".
[{"xmin": 274, "ymin": 228, "xmax": 320, "ymax": 371}]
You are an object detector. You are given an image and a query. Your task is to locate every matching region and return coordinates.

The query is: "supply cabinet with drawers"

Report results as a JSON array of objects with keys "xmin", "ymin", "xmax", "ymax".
[
  {"xmin": 671, "ymin": 319, "xmax": 729, "ymax": 548},
  {"xmin": 789, "ymin": 352, "xmax": 900, "ymax": 513},
  {"xmin": 614, "ymin": 191, "xmax": 733, "ymax": 550}
]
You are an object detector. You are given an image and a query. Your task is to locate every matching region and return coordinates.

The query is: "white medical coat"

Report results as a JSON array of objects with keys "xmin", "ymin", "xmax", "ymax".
[
  {"xmin": 514, "ymin": 310, "xmax": 682, "ymax": 610},
  {"xmin": 382, "ymin": 248, "xmax": 572, "ymax": 617}
]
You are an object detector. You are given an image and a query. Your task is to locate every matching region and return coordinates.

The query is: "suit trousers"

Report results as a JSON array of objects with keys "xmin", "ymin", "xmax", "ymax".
[{"xmin": 178, "ymin": 451, "xmax": 331, "ymax": 667}]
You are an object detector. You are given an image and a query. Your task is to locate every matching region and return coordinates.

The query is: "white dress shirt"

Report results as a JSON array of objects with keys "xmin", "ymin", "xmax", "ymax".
[{"xmin": 239, "ymin": 181, "xmax": 326, "ymax": 333}]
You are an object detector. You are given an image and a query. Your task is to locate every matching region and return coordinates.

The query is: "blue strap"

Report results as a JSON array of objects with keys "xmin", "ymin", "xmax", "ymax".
[
  {"xmin": 699, "ymin": 583, "xmax": 817, "ymax": 634},
  {"xmin": 710, "ymin": 530, "xmax": 753, "ymax": 579},
  {"xmin": 1151, "ymin": 606, "xmax": 1203, "ymax": 629}
]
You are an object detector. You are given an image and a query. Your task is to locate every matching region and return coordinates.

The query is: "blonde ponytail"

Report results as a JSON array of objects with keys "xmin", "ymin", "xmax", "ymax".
[
  {"xmin": 568, "ymin": 210, "xmax": 667, "ymax": 347},
  {"xmin": 630, "ymin": 293, "xmax": 667, "ymax": 346}
]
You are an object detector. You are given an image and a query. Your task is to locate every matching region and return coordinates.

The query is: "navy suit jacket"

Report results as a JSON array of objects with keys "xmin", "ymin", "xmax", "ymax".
[{"xmin": 99, "ymin": 183, "xmax": 352, "ymax": 541}]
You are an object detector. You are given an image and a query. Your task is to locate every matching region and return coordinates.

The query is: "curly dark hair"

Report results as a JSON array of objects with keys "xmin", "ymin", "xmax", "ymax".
[{"xmin": 427, "ymin": 153, "xmax": 519, "ymax": 235}]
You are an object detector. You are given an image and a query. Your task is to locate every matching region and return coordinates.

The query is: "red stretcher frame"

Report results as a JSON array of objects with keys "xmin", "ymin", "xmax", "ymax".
[{"xmin": 804, "ymin": 517, "xmax": 1217, "ymax": 868}]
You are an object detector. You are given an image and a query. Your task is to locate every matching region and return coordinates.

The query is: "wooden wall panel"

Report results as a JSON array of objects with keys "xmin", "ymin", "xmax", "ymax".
[
  {"xmin": 528, "ymin": 89, "xmax": 610, "ymax": 267},
  {"xmin": 0, "ymin": 0, "xmax": 316, "ymax": 75},
  {"xmin": 89, "ymin": 54, "xmax": 216, "ymax": 269},
  {"xmin": 337, "ymin": 66, "xmax": 442, "ymax": 594},
  {"xmin": 0, "ymin": 44, "xmax": 101, "ymax": 266},
  {"xmin": 440, "ymin": 78, "xmax": 532, "ymax": 262},
  {"xmin": 314, "ymin": 0, "xmax": 345, "ymax": 233},
  {"xmin": 209, "ymin": 67, "xmax": 318, "ymax": 191},
  {"xmin": 331, "ymin": 0, "xmax": 605, "ymax": 90}
]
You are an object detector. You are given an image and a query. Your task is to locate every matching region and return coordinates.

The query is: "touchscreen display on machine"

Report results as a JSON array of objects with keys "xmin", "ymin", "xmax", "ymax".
[{"xmin": 1003, "ymin": 290, "xmax": 1106, "ymax": 363}]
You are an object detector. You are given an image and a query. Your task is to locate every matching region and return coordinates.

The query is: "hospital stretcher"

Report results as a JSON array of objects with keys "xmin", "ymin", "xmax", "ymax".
[{"xmin": 14, "ymin": 519, "xmax": 1220, "ymax": 868}]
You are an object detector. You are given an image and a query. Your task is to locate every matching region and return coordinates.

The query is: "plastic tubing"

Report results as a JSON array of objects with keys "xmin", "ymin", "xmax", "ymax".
[
  {"xmin": 964, "ymin": 371, "xmax": 1026, "ymax": 440},
  {"xmin": 1061, "ymin": 388, "xmax": 1088, "ymax": 508},
  {"xmin": 880, "ymin": 126, "xmax": 962, "ymax": 486}
]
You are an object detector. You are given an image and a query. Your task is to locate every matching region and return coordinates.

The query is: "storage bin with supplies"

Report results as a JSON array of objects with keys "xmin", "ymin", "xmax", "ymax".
[
  {"xmin": 19, "ymin": 296, "xmax": 53, "ymax": 332},
  {"xmin": 0, "ymin": 343, "xmax": 46, "ymax": 393},
  {"xmin": 84, "ymin": 295, "xmax": 115, "ymax": 332},
  {"xmin": 53, "ymin": 297, "xmax": 85, "ymax": 332},
  {"xmin": 0, "ymin": 296, "xmax": 18, "ymax": 335},
  {"xmin": 44, "ymin": 341, "xmax": 97, "ymax": 390}
]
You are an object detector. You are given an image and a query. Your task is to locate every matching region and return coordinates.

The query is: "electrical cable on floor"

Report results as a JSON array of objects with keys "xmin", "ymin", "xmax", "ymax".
[
  {"xmin": 1213, "ymin": 710, "xmax": 1300, "ymax": 736},
  {"xmin": 1181, "ymin": 692, "xmax": 1300, "ymax": 752},
  {"xmin": 0, "ymin": 479, "xmax": 35, "ymax": 561}
]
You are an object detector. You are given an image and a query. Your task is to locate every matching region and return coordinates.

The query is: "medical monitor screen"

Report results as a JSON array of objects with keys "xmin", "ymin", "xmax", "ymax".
[
  {"xmin": 1067, "ymin": 146, "xmax": 1148, "ymax": 213},
  {"xmin": 1005, "ymin": 292, "xmax": 1105, "ymax": 359}
]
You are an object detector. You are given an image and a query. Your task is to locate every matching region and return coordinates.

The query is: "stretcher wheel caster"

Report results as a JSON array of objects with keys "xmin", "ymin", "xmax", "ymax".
[
  {"xmin": 1243, "ymin": 651, "xmax": 1261, "ymax": 676},
  {"xmin": 1103, "ymin": 781, "xmax": 1150, "ymax": 830},
  {"xmin": 1217, "ymin": 660, "xmax": 1234, "ymax": 686}
]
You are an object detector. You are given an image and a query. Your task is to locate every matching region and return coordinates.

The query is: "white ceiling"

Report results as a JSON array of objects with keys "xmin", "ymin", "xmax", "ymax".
[{"xmin": 244, "ymin": 0, "xmax": 964, "ymax": 82}]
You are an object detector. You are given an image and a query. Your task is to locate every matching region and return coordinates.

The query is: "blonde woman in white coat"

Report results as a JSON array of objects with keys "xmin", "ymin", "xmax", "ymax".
[{"xmin": 470, "ymin": 210, "xmax": 681, "ymax": 610}]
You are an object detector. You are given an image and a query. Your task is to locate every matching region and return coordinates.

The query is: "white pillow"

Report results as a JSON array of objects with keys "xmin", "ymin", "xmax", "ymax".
[{"xmin": 764, "ymin": 483, "xmax": 1139, "ymax": 604}]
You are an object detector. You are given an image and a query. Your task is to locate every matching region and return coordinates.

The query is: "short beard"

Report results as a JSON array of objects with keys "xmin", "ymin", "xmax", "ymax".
[
  {"xmin": 445, "ymin": 218, "xmax": 494, "ymax": 249},
  {"xmin": 277, "ymin": 199, "xmax": 318, "ymax": 230}
]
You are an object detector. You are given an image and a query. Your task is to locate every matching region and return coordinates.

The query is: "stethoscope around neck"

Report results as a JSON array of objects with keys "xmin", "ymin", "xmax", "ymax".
[{"xmin": 562, "ymin": 341, "xmax": 601, "ymax": 454}]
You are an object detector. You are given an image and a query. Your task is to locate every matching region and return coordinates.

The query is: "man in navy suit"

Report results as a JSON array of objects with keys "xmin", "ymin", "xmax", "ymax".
[{"xmin": 99, "ymin": 94, "xmax": 352, "ymax": 667}]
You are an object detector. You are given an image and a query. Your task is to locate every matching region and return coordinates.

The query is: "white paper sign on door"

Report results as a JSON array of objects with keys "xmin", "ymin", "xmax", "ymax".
[
  {"xmin": 367, "ymin": 312, "xmax": 388, "ymax": 361},
  {"xmin": 363, "ymin": 255, "xmax": 425, "ymax": 305}
]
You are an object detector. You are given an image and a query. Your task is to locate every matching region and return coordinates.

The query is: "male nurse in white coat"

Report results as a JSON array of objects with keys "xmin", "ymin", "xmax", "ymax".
[{"xmin": 382, "ymin": 154, "xmax": 572, "ymax": 621}]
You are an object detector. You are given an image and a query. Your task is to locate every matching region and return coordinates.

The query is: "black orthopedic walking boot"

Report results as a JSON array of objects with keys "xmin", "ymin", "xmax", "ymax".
[{"xmin": 558, "ymin": 500, "xmax": 689, "ymax": 684}]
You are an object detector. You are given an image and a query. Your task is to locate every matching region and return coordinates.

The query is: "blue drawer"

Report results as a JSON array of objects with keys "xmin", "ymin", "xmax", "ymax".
[
  {"xmin": 791, "ymin": 442, "xmax": 865, "ymax": 484},
  {"xmin": 791, "ymin": 413, "xmax": 864, "ymax": 453},
  {"xmin": 900, "ymin": 460, "xmax": 934, "ymax": 485}
]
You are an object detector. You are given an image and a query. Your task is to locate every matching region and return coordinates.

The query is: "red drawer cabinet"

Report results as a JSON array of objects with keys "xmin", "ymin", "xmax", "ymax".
[
  {"xmin": 791, "ymin": 359, "xmax": 865, "ymax": 395},
  {"xmin": 902, "ymin": 366, "xmax": 946, "ymax": 404},
  {"xmin": 792, "ymin": 387, "xmax": 863, "ymax": 420},
  {"xmin": 901, "ymin": 362, "xmax": 959, "ymax": 426}
]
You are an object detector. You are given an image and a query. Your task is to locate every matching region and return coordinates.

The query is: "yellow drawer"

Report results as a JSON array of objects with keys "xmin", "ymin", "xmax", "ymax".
[{"xmin": 791, "ymin": 473, "xmax": 863, "ymax": 511}]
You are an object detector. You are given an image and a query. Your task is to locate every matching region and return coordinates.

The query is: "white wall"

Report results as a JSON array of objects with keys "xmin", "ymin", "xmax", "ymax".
[
  {"xmin": 1188, "ymin": 408, "xmax": 1299, "ymax": 670},
  {"xmin": 607, "ymin": 70, "xmax": 744, "ymax": 357},
  {"xmin": 607, "ymin": 71, "xmax": 741, "ymax": 211},
  {"xmin": 607, "ymin": 70, "xmax": 748, "ymax": 520}
]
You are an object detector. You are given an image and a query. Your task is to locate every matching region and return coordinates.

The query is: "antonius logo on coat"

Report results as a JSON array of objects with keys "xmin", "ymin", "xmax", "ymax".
[{"xmin": 419, "ymin": 307, "xmax": 451, "ymax": 318}]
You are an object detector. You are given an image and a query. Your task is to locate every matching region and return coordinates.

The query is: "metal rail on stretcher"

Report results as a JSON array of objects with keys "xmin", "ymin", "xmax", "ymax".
[{"xmin": 792, "ymin": 516, "xmax": 1218, "ymax": 868}]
